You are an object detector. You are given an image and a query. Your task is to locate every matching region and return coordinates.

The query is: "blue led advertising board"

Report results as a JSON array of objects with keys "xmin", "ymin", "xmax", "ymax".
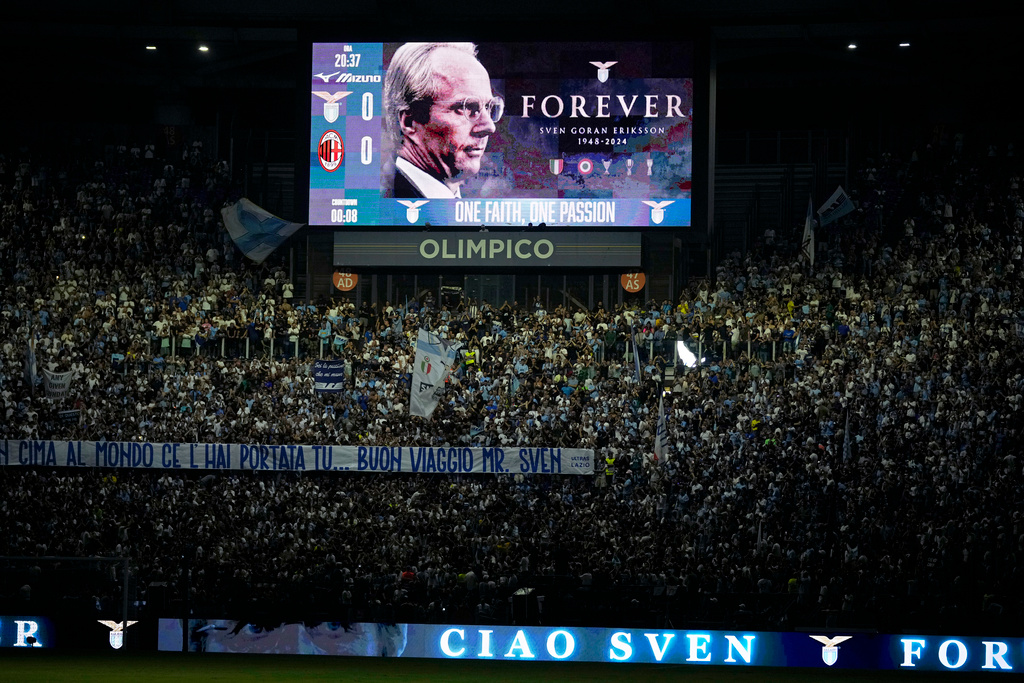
[
  {"xmin": 0, "ymin": 616, "xmax": 53, "ymax": 648},
  {"xmin": 161, "ymin": 620, "xmax": 1024, "ymax": 673}
]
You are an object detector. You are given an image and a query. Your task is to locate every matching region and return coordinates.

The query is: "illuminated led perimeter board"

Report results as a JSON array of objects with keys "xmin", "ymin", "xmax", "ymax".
[
  {"xmin": 160, "ymin": 620, "xmax": 1022, "ymax": 673},
  {"xmin": 309, "ymin": 42, "xmax": 692, "ymax": 228},
  {"xmin": 0, "ymin": 617, "xmax": 53, "ymax": 647}
]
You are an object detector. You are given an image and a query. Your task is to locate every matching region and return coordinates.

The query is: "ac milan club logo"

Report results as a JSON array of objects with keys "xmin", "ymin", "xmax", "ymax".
[
  {"xmin": 318, "ymin": 130, "xmax": 344, "ymax": 172},
  {"xmin": 578, "ymin": 158, "xmax": 594, "ymax": 175}
]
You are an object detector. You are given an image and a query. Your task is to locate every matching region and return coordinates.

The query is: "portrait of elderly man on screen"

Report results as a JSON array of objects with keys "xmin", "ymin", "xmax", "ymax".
[{"xmin": 383, "ymin": 42, "xmax": 503, "ymax": 199}]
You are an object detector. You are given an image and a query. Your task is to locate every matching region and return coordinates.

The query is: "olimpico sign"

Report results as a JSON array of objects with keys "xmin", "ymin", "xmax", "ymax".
[
  {"xmin": 333, "ymin": 231, "xmax": 642, "ymax": 268},
  {"xmin": 157, "ymin": 620, "xmax": 1024, "ymax": 672}
]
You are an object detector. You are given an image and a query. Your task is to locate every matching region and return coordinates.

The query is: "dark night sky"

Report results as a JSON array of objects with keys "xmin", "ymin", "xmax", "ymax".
[{"xmin": 1, "ymin": 2, "xmax": 1019, "ymax": 146}]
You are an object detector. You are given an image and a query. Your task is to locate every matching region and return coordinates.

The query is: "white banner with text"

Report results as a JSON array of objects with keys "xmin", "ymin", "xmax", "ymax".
[{"xmin": 0, "ymin": 440, "xmax": 593, "ymax": 475}]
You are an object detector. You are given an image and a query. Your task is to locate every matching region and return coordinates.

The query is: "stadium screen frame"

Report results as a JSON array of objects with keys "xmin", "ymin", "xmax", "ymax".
[{"xmin": 307, "ymin": 41, "xmax": 693, "ymax": 229}]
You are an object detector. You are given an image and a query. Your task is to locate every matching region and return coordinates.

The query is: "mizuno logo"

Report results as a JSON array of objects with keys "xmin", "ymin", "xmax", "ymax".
[
  {"xmin": 337, "ymin": 73, "xmax": 382, "ymax": 83},
  {"xmin": 314, "ymin": 72, "xmax": 382, "ymax": 84}
]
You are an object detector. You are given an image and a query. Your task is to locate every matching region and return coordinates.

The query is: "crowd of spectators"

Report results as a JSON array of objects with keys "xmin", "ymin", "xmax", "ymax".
[{"xmin": 2, "ymin": 138, "xmax": 1023, "ymax": 634}]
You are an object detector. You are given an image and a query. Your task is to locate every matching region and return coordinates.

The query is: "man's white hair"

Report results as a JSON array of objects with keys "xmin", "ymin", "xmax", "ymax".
[{"xmin": 383, "ymin": 42, "xmax": 478, "ymax": 149}]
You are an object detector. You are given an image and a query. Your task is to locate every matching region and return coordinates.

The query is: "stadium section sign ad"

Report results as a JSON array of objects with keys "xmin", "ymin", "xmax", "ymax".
[
  {"xmin": 333, "ymin": 231, "xmax": 641, "ymax": 268},
  {"xmin": 160, "ymin": 620, "xmax": 1023, "ymax": 672},
  {"xmin": 309, "ymin": 42, "xmax": 692, "ymax": 227},
  {"xmin": 0, "ymin": 440, "xmax": 593, "ymax": 475}
]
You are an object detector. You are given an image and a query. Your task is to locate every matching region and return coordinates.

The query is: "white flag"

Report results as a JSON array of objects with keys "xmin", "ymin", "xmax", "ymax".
[
  {"xmin": 43, "ymin": 369, "xmax": 75, "ymax": 399},
  {"xmin": 410, "ymin": 329, "xmax": 462, "ymax": 418},
  {"xmin": 801, "ymin": 196, "xmax": 815, "ymax": 267},
  {"xmin": 654, "ymin": 392, "xmax": 670, "ymax": 460}
]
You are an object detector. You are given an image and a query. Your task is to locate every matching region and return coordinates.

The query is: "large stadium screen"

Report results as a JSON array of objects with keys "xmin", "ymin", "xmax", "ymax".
[{"xmin": 309, "ymin": 42, "xmax": 693, "ymax": 228}]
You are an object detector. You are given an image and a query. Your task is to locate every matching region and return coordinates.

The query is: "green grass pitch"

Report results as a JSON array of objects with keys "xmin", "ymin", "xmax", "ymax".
[{"xmin": 0, "ymin": 651, "xmax": 1003, "ymax": 682}]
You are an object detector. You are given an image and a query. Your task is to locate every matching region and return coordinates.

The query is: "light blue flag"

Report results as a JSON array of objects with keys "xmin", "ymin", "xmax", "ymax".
[
  {"xmin": 221, "ymin": 198, "xmax": 305, "ymax": 264},
  {"xmin": 817, "ymin": 186, "xmax": 856, "ymax": 226}
]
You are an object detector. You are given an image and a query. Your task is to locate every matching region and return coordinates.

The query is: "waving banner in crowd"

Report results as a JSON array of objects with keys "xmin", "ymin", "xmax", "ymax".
[
  {"xmin": 221, "ymin": 198, "xmax": 305, "ymax": 264},
  {"xmin": 817, "ymin": 185, "xmax": 856, "ymax": 226},
  {"xmin": 0, "ymin": 440, "xmax": 593, "ymax": 475},
  {"xmin": 42, "ymin": 369, "xmax": 74, "ymax": 399},
  {"xmin": 410, "ymin": 329, "xmax": 462, "ymax": 418},
  {"xmin": 313, "ymin": 359, "xmax": 347, "ymax": 393}
]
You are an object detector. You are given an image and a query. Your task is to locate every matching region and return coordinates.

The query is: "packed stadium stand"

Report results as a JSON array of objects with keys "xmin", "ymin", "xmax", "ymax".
[{"xmin": 3, "ymin": 140, "xmax": 1022, "ymax": 634}]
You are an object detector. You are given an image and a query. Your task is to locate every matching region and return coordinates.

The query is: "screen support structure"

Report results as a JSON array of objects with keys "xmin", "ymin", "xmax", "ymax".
[{"xmin": 691, "ymin": 29, "xmax": 715, "ymax": 279}]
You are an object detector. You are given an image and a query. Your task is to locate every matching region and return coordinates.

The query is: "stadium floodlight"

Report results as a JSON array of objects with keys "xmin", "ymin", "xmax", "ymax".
[
  {"xmin": 847, "ymin": 43, "xmax": 857, "ymax": 50},
  {"xmin": 899, "ymin": 42, "xmax": 910, "ymax": 47},
  {"xmin": 676, "ymin": 340, "xmax": 700, "ymax": 369},
  {"xmin": 199, "ymin": 45, "xmax": 210, "ymax": 52},
  {"xmin": 145, "ymin": 46, "xmax": 157, "ymax": 51}
]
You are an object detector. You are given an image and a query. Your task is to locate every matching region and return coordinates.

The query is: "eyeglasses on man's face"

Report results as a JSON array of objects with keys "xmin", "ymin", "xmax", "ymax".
[{"xmin": 435, "ymin": 96, "xmax": 504, "ymax": 123}]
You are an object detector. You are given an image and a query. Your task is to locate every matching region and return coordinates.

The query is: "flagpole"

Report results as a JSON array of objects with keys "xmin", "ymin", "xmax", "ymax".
[{"xmin": 842, "ymin": 404, "xmax": 852, "ymax": 466}]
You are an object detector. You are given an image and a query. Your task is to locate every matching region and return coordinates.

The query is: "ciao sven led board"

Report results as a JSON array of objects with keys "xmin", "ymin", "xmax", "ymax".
[
  {"xmin": 308, "ymin": 42, "xmax": 693, "ymax": 228},
  {"xmin": 157, "ymin": 620, "xmax": 1024, "ymax": 673}
]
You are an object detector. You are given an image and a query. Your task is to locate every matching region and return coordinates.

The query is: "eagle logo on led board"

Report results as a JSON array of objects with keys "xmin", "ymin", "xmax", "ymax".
[
  {"xmin": 589, "ymin": 61, "xmax": 618, "ymax": 83},
  {"xmin": 98, "ymin": 620, "xmax": 138, "ymax": 650},
  {"xmin": 312, "ymin": 91, "xmax": 352, "ymax": 123},
  {"xmin": 397, "ymin": 200, "xmax": 429, "ymax": 223},
  {"xmin": 809, "ymin": 635, "xmax": 853, "ymax": 667}
]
